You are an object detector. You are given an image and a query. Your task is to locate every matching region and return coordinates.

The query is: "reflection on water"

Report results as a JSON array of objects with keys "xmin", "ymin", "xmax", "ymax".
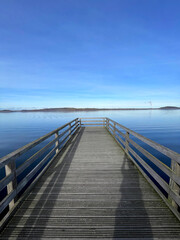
[{"xmin": 0, "ymin": 110, "xmax": 180, "ymax": 158}]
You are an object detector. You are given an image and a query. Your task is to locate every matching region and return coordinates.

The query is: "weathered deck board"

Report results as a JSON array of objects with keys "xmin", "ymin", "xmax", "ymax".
[{"xmin": 1, "ymin": 127, "xmax": 180, "ymax": 239}]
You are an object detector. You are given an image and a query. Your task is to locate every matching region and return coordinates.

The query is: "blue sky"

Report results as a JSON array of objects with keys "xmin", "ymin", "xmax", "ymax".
[{"xmin": 0, "ymin": 0, "xmax": 180, "ymax": 109}]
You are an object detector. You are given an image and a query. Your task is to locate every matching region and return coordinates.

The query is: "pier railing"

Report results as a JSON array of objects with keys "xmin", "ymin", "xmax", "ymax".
[
  {"xmin": 80, "ymin": 117, "xmax": 106, "ymax": 127},
  {"xmin": 0, "ymin": 117, "xmax": 180, "ymax": 228},
  {"xmin": 106, "ymin": 118, "xmax": 180, "ymax": 220},
  {"xmin": 0, "ymin": 118, "xmax": 79, "ymax": 229}
]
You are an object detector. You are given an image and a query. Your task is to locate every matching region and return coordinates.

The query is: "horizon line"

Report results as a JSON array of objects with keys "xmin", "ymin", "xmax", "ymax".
[{"xmin": 0, "ymin": 106, "xmax": 180, "ymax": 112}]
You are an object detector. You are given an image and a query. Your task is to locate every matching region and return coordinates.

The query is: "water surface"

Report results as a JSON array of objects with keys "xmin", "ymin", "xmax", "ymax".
[{"xmin": 0, "ymin": 110, "xmax": 180, "ymax": 158}]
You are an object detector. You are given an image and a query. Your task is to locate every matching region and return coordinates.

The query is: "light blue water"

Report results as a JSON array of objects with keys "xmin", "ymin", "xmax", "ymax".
[{"xmin": 0, "ymin": 110, "xmax": 180, "ymax": 158}]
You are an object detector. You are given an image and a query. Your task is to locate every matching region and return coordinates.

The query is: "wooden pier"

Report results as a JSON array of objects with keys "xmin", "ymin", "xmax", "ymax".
[{"xmin": 0, "ymin": 118, "xmax": 180, "ymax": 239}]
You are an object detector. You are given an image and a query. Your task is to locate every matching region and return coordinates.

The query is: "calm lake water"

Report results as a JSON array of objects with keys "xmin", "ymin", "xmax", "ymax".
[{"xmin": 0, "ymin": 110, "xmax": 180, "ymax": 158}]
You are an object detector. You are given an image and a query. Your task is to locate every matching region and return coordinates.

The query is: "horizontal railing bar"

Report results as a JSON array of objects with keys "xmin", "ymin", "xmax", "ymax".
[
  {"xmin": 128, "ymin": 137, "xmax": 180, "ymax": 186},
  {"xmin": 60, "ymin": 132, "xmax": 71, "ymax": 144},
  {"xmin": 16, "ymin": 146, "xmax": 58, "ymax": 195},
  {"xmin": 70, "ymin": 122, "xmax": 77, "ymax": 129},
  {"xmin": 71, "ymin": 122, "xmax": 79, "ymax": 132},
  {"xmin": 81, "ymin": 124, "xmax": 104, "ymax": 125},
  {"xmin": 128, "ymin": 146, "xmax": 169, "ymax": 193},
  {"xmin": 108, "ymin": 123, "xmax": 115, "ymax": 132},
  {"xmin": 0, "ymin": 173, "xmax": 14, "ymax": 192},
  {"xmin": 16, "ymin": 138, "xmax": 59, "ymax": 177},
  {"xmin": 81, "ymin": 120, "xmax": 105, "ymax": 122},
  {"xmin": 0, "ymin": 189, "xmax": 16, "ymax": 214},
  {"xmin": 59, "ymin": 126, "xmax": 72, "ymax": 139},
  {"xmin": 107, "ymin": 124, "xmax": 125, "ymax": 145},
  {"xmin": 81, "ymin": 125, "xmax": 104, "ymax": 127},
  {"xmin": 80, "ymin": 118, "xmax": 106, "ymax": 119},
  {"xmin": 107, "ymin": 118, "xmax": 180, "ymax": 162},
  {"xmin": 59, "ymin": 123, "xmax": 79, "ymax": 147},
  {"xmin": 128, "ymin": 135, "xmax": 180, "ymax": 189},
  {"xmin": 127, "ymin": 136, "xmax": 175, "ymax": 180},
  {"xmin": 69, "ymin": 124, "xmax": 78, "ymax": 135},
  {"xmin": 114, "ymin": 132, "xmax": 126, "ymax": 147},
  {"xmin": 60, "ymin": 122, "xmax": 79, "ymax": 143},
  {"xmin": 56, "ymin": 124, "xmax": 79, "ymax": 156},
  {"xmin": 112, "ymin": 125, "xmax": 126, "ymax": 138},
  {"xmin": 0, "ymin": 118, "xmax": 79, "ymax": 168},
  {"xmin": 63, "ymin": 123, "xmax": 79, "ymax": 145},
  {"xmin": 16, "ymin": 126, "xmax": 73, "ymax": 177},
  {"xmin": 106, "ymin": 127, "xmax": 124, "ymax": 150}
]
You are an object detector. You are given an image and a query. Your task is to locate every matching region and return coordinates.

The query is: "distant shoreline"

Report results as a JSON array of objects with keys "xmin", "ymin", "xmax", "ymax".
[{"xmin": 0, "ymin": 106, "xmax": 180, "ymax": 113}]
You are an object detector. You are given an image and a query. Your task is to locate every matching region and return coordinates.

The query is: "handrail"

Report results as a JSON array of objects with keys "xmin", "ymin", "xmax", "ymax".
[
  {"xmin": 80, "ymin": 117, "xmax": 106, "ymax": 127},
  {"xmin": 0, "ymin": 118, "xmax": 80, "ymax": 229},
  {"xmin": 106, "ymin": 117, "xmax": 180, "ymax": 220}
]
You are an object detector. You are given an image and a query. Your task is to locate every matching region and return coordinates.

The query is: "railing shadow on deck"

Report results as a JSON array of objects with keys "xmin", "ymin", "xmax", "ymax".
[
  {"xmin": 4, "ymin": 127, "xmax": 85, "ymax": 238},
  {"xmin": 113, "ymin": 154, "xmax": 153, "ymax": 238}
]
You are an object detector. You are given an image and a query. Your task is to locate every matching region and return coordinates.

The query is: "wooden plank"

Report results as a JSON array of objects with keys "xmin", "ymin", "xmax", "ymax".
[
  {"xmin": 21, "ymin": 199, "xmax": 165, "ymax": 209},
  {"xmin": 1, "ymin": 226, "xmax": 180, "ymax": 239},
  {"xmin": 8, "ymin": 215, "xmax": 180, "ymax": 227},
  {"xmin": 27, "ymin": 193, "xmax": 160, "ymax": 201},
  {"xmin": 30, "ymin": 186, "xmax": 156, "ymax": 195},
  {"xmin": 13, "ymin": 207, "xmax": 174, "ymax": 217}
]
